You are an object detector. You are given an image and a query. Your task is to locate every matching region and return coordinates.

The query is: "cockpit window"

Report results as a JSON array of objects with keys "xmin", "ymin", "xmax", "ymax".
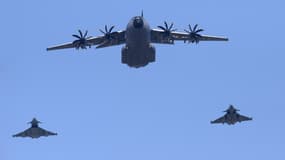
[{"xmin": 133, "ymin": 17, "xmax": 144, "ymax": 28}]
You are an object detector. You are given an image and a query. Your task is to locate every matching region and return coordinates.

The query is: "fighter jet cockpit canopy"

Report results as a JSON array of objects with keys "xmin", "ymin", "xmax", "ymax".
[
  {"xmin": 28, "ymin": 118, "xmax": 41, "ymax": 128},
  {"xmin": 224, "ymin": 105, "xmax": 240, "ymax": 113}
]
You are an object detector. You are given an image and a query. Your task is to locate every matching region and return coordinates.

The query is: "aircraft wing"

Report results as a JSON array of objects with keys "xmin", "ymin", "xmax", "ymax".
[
  {"xmin": 37, "ymin": 127, "xmax": 58, "ymax": 136},
  {"xmin": 13, "ymin": 129, "xmax": 29, "ymax": 137},
  {"xmin": 151, "ymin": 29, "xmax": 228, "ymax": 44},
  {"xmin": 211, "ymin": 116, "xmax": 226, "ymax": 124},
  {"xmin": 47, "ymin": 30, "xmax": 126, "ymax": 51},
  {"xmin": 238, "ymin": 114, "xmax": 253, "ymax": 122}
]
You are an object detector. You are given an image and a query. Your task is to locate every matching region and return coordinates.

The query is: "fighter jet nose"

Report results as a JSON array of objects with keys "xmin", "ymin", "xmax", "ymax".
[
  {"xmin": 228, "ymin": 105, "xmax": 237, "ymax": 111},
  {"xmin": 133, "ymin": 17, "xmax": 144, "ymax": 28}
]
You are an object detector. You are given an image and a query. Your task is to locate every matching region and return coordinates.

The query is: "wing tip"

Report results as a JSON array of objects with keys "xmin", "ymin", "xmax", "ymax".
[{"xmin": 46, "ymin": 47, "xmax": 53, "ymax": 51}]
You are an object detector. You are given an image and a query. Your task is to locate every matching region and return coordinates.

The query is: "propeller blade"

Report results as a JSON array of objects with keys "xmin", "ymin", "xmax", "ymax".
[
  {"xmin": 188, "ymin": 24, "xmax": 193, "ymax": 32},
  {"xmin": 72, "ymin": 34, "xmax": 81, "ymax": 39},
  {"xmin": 105, "ymin": 25, "xmax": 108, "ymax": 33},
  {"xmin": 193, "ymin": 24, "xmax": 198, "ymax": 32},
  {"xmin": 99, "ymin": 29, "xmax": 105, "ymax": 34},
  {"xmin": 109, "ymin": 26, "xmax": 115, "ymax": 33},
  {"xmin": 84, "ymin": 30, "xmax": 88, "ymax": 38},
  {"xmin": 184, "ymin": 29, "xmax": 190, "ymax": 33},
  {"xmin": 79, "ymin": 30, "xmax": 83, "ymax": 37},
  {"xmin": 195, "ymin": 29, "xmax": 204, "ymax": 33},
  {"xmin": 158, "ymin": 26, "xmax": 166, "ymax": 31},
  {"xmin": 164, "ymin": 21, "xmax": 168, "ymax": 30},
  {"xmin": 169, "ymin": 23, "xmax": 174, "ymax": 30},
  {"xmin": 196, "ymin": 34, "xmax": 202, "ymax": 38}
]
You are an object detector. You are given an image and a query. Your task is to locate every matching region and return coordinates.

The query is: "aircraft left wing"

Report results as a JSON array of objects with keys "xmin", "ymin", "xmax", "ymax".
[
  {"xmin": 151, "ymin": 28, "xmax": 228, "ymax": 44},
  {"xmin": 37, "ymin": 127, "xmax": 58, "ymax": 136},
  {"xmin": 237, "ymin": 114, "xmax": 253, "ymax": 122},
  {"xmin": 47, "ymin": 30, "xmax": 126, "ymax": 51}
]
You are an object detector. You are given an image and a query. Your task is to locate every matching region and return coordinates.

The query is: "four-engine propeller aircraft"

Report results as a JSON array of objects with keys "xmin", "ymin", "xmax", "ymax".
[
  {"xmin": 211, "ymin": 105, "xmax": 252, "ymax": 125},
  {"xmin": 47, "ymin": 13, "xmax": 228, "ymax": 68},
  {"xmin": 13, "ymin": 118, "xmax": 57, "ymax": 138}
]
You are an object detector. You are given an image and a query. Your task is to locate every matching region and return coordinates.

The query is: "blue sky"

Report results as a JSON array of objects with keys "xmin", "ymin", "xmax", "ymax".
[{"xmin": 1, "ymin": 0, "xmax": 285, "ymax": 160}]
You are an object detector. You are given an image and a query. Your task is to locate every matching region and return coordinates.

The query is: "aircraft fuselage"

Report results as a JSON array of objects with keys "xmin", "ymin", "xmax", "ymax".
[
  {"xmin": 225, "ymin": 113, "xmax": 240, "ymax": 125},
  {"xmin": 122, "ymin": 16, "xmax": 155, "ymax": 68}
]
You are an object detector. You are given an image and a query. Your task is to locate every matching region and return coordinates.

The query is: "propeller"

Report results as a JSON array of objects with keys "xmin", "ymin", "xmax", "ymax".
[
  {"xmin": 184, "ymin": 24, "xmax": 204, "ymax": 43},
  {"xmin": 72, "ymin": 30, "xmax": 92, "ymax": 49},
  {"xmin": 99, "ymin": 25, "xmax": 115, "ymax": 41},
  {"xmin": 157, "ymin": 21, "xmax": 177, "ymax": 38}
]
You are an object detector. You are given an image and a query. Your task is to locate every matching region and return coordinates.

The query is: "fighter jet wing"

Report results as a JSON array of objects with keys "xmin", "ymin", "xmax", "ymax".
[
  {"xmin": 37, "ymin": 127, "xmax": 57, "ymax": 137},
  {"xmin": 47, "ymin": 30, "xmax": 126, "ymax": 51},
  {"xmin": 211, "ymin": 116, "xmax": 226, "ymax": 124},
  {"xmin": 13, "ymin": 128, "xmax": 30, "ymax": 137},
  {"xmin": 237, "ymin": 114, "xmax": 253, "ymax": 122},
  {"xmin": 151, "ymin": 29, "xmax": 228, "ymax": 44}
]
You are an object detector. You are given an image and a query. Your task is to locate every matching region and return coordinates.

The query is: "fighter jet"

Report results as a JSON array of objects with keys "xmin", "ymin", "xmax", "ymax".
[
  {"xmin": 211, "ymin": 105, "xmax": 252, "ymax": 125},
  {"xmin": 13, "ymin": 118, "xmax": 57, "ymax": 138},
  {"xmin": 47, "ymin": 12, "xmax": 228, "ymax": 68}
]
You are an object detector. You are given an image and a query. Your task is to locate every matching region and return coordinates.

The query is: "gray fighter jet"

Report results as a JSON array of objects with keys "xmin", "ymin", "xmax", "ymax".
[
  {"xmin": 47, "ymin": 12, "xmax": 228, "ymax": 68},
  {"xmin": 13, "ymin": 118, "xmax": 57, "ymax": 138},
  {"xmin": 211, "ymin": 105, "xmax": 252, "ymax": 125}
]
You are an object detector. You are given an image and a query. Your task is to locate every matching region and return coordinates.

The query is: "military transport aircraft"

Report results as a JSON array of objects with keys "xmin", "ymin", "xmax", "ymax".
[
  {"xmin": 13, "ymin": 118, "xmax": 57, "ymax": 138},
  {"xmin": 211, "ymin": 105, "xmax": 252, "ymax": 125},
  {"xmin": 47, "ymin": 13, "xmax": 228, "ymax": 68}
]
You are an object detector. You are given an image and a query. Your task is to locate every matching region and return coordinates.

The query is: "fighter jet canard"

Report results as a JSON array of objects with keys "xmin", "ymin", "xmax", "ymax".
[
  {"xmin": 47, "ymin": 12, "xmax": 228, "ymax": 68},
  {"xmin": 13, "ymin": 118, "xmax": 57, "ymax": 139},
  {"xmin": 211, "ymin": 105, "xmax": 253, "ymax": 125}
]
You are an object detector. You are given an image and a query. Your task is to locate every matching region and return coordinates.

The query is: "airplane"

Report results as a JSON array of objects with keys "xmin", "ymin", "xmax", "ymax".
[
  {"xmin": 211, "ymin": 105, "xmax": 252, "ymax": 125},
  {"xmin": 47, "ymin": 12, "xmax": 228, "ymax": 68},
  {"xmin": 13, "ymin": 118, "xmax": 57, "ymax": 138}
]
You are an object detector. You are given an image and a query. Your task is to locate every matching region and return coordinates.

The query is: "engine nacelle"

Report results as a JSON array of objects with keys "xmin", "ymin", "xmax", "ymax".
[{"xmin": 121, "ymin": 45, "xmax": 155, "ymax": 68}]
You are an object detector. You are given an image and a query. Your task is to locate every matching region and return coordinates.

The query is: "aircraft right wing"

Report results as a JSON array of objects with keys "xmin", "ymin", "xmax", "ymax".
[
  {"xmin": 12, "ymin": 129, "xmax": 29, "ymax": 137},
  {"xmin": 211, "ymin": 116, "xmax": 226, "ymax": 124}
]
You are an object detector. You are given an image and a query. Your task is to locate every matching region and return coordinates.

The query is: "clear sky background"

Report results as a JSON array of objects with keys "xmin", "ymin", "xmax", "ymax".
[{"xmin": 1, "ymin": 0, "xmax": 284, "ymax": 160}]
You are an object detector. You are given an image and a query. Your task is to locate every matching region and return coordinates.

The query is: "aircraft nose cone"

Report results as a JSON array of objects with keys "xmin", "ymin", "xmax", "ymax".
[{"xmin": 133, "ymin": 17, "xmax": 144, "ymax": 28}]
